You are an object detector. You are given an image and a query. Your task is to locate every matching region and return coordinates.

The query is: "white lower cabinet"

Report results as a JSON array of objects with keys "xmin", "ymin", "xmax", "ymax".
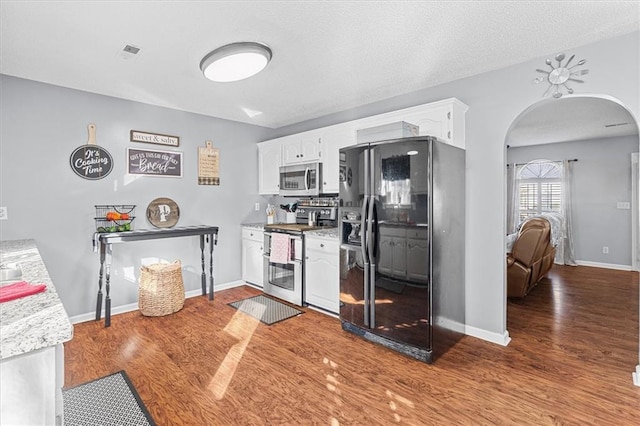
[
  {"xmin": 0, "ymin": 344, "xmax": 65, "ymax": 425},
  {"xmin": 242, "ymin": 228, "xmax": 264, "ymax": 287},
  {"xmin": 304, "ymin": 235, "xmax": 340, "ymax": 314}
]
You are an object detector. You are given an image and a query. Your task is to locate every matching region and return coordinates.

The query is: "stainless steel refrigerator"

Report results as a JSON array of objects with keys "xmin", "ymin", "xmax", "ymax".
[{"xmin": 339, "ymin": 136, "xmax": 465, "ymax": 363}]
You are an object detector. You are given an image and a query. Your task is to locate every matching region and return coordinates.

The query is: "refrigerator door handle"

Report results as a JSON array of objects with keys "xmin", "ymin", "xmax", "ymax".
[
  {"xmin": 367, "ymin": 195, "xmax": 376, "ymax": 262},
  {"xmin": 361, "ymin": 196, "xmax": 369, "ymax": 260}
]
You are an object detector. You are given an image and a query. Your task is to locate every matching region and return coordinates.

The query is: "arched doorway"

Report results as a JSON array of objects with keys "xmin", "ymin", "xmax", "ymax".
[{"xmin": 503, "ymin": 93, "xmax": 640, "ymax": 383}]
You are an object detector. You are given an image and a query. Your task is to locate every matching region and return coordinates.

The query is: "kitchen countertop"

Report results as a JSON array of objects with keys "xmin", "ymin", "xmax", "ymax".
[
  {"xmin": 305, "ymin": 227, "xmax": 339, "ymax": 239},
  {"xmin": 242, "ymin": 223, "xmax": 266, "ymax": 230},
  {"xmin": 0, "ymin": 239, "xmax": 73, "ymax": 360},
  {"xmin": 242, "ymin": 223, "xmax": 338, "ymax": 239}
]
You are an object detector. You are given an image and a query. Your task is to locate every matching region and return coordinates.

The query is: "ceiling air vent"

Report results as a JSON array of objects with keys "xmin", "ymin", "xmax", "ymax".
[
  {"xmin": 118, "ymin": 44, "xmax": 141, "ymax": 60},
  {"xmin": 123, "ymin": 45, "xmax": 140, "ymax": 55}
]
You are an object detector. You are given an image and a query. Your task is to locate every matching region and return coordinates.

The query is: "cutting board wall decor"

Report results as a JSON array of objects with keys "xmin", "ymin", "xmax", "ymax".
[{"xmin": 198, "ymin": 140, "xmax": 220, "ymax": 185}]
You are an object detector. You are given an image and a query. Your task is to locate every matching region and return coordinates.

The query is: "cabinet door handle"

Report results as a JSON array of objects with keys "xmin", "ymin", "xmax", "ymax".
[
  {"xmin": 250, "ymin": 233, "xmax": 253, "ymax": 236},
  {"xmin": 320, "ymin": 244, "xmax": 324, "ymax": 248}
]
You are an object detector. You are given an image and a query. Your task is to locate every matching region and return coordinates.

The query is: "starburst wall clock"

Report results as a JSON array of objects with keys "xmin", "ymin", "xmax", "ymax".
[{"xmin": 533, "ymin": 53, "xmax": 589, "ymax": 98}]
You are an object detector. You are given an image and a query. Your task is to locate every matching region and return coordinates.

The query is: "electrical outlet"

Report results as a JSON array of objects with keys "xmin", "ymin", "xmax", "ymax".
[
  {"xmin": 602, "ymin": 246, "xmax": 609, "ymax": 254},
  {"xmin": 616, "ymin": 202, "xmax": 630, "ymax": 209},
  {"xmin": 254, "ymin": 202, "xmax": 260, "ymax": 212},
  {"xmin": 0, "ymin": 207, "xmax": 7, "ymax": 220}
]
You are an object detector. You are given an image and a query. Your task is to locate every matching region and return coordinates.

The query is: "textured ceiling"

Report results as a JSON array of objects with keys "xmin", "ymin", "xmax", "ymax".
[{"xmin": 1, "ymin": 1, "xmax": 639, "ymax": 130}]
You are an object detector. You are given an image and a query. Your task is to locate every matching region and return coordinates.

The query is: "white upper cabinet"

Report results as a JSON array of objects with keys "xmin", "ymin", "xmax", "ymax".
[
  {"xmin": 282, "ymin": 135, "xmax": 322, "ymax": 165},
  {"xmin": 320, "ymin": 128, "xmax": 355, "ymax": 194},
  {"xmin": 354, "ymin": 98, "xmax": 469, "ymax": 149},
  {"xmin": 258, "ymin": 139, "xmax": 282, "ymax": 195},
  {"xmin": 257, "ymin": 98, "xmax": 468, "ymax": 195}
]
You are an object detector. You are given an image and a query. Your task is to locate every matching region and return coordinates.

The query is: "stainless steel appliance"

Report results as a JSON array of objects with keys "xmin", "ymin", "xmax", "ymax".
[
  {"xmin": 263, "ymin": 231, "xmax": 304, "ymax": 305},
  {"xmin": 262, "ymin": 198, "xmax": 339, "ymax": 306},
  {"xmin": 279, "ymin": 163, "xmax": 322, "ymax": 196},
  {"xmin": 339, "ymin": 136, "xmax": 465, "ymax": 363}
]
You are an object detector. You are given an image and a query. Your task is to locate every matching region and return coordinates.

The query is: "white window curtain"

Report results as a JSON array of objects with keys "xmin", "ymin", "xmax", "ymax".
[
  {"xmin": 560, "ymin": 159, "xmax": 577, "ymax": 266},
  {"xmin": 506, "ymin": 163, "xmax": 520, "ymax": 235}
]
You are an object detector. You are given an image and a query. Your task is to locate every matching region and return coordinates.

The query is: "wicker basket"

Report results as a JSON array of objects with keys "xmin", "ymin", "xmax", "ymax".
[{"xmin": 138, "ymin": 261, "xmax": 185, "ymax": 317}]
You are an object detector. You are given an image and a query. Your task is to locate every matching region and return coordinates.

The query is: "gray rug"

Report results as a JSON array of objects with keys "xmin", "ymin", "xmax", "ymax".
[
  {"xmin": 228, "ymin": 294, "xmax": 303, "ymax": 325},
  {"xmin": 63, "ymin": 370, "xmax": 155, "ymax": 426}
]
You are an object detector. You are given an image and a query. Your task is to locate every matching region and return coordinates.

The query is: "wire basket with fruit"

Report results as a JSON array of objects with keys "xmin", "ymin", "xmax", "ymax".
[{"xmin": 95, "ymin": 205, "xmax": 136, "ymax": 233}]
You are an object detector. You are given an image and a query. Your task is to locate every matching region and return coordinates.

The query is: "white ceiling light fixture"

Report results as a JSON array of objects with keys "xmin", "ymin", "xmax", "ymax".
[{"xmin": 200, "ymin": 42, "xmax": 272, "ymax": 83}]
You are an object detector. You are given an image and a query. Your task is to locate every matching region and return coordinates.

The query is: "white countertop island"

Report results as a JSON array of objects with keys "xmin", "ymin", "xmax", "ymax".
[{"xmin": 1, "ymin": 239, "xmax": 73, "ymax": 425}]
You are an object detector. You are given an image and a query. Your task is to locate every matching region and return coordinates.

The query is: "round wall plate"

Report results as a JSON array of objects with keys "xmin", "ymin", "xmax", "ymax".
[{"xmin": 146, "ymin": 197, "xmax": 180, "ymax": 228}]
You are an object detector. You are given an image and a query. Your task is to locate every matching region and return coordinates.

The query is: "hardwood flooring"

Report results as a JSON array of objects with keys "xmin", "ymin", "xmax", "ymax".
[{"xmin": 64, "ymin": 265, "xmax": 640, "ymax": 425}]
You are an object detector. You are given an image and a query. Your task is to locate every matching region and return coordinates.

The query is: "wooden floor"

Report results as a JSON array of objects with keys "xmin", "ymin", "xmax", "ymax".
[{"xmin": 65, "ymin": 265, "xmax": 640, "ymax": 425}]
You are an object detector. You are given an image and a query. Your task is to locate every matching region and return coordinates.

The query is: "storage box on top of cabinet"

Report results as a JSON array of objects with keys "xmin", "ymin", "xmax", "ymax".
[{"xmin": 356, "ymin": 121, "xmax": 419, "ymax": 144}]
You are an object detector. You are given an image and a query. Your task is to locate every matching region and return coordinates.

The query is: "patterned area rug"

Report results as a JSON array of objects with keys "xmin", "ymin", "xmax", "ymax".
[
  {"xmin": 63, "ymin": 370, "xmax": 155, "ymax": 426},
  {"xmin": 228, "ymin": 294, "xmax": 303, "ymax": 325}
]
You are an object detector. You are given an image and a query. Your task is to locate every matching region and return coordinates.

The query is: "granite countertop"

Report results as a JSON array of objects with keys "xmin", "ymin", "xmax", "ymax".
[
  {"xmin": 305, "ymin": 227, "xmax": 339, "ymax": 239},
  {"xmin": 0, "ymin": 239, "xmax": 73, "ymax": 360},
  {"xmin": 242, "ymin": 223, "xmax": 266, "ymax": 230}
]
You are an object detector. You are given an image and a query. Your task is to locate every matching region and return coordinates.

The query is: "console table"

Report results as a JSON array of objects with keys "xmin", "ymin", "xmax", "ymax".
[{"xmin": 93, "ymin": 225, "xmax": 219, "ymax": 327}]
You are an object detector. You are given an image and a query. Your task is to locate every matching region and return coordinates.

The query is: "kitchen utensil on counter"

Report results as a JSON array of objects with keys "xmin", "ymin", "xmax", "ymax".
[
  {"xmin": 266, "ymin": 204, "xmax": 276, "ymax": 224},
  {"xmin": 69, "ymin": 123, "xmax": 113, "ymax": 180}
]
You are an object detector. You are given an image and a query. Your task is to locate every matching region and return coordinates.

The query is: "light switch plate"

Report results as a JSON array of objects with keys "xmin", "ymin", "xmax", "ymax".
[
  {"xmin": 254, "ymin": 202, "xmax": 261, "ymax": 211},
  {"xmin": 0, "ymin": 207, "xmax": 7, "ymax": 220}
]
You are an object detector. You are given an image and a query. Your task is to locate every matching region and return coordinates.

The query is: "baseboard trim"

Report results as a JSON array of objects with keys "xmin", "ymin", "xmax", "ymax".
[
  {"xmin": 575, "ymin": 260, "xmax": 633, "ymax": 271},
  {"xmin": 69, "ymin": 279, "xmax": 247, "ymax": 325},
  {"xmin": 634, "ymin": 365, "xmax": 640, "ymax": 387},
  {"xmin": 465, "ymin": 325, "xmax": 511, "ymax": 346}
]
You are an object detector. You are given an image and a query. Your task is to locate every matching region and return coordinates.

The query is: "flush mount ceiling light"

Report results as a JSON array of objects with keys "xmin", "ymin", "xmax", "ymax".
[{"xmin": 200, "ymin": 42, "xmax": 272, "ymax": 82}]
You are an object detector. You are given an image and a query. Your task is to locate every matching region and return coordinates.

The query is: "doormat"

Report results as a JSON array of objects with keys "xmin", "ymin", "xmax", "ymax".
[
  {"xmin": 63, "ymin": 370, "xmax": 155, "ymax": 426},
  {"xmin": 228, "ymin": 294, "xmax": 303, "ymax": 325}
]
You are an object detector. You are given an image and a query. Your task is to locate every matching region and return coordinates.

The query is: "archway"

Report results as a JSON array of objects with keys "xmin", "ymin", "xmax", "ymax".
[{"xmin": 503, "ymin": 93, "xmax": 640, "ymax": 384}]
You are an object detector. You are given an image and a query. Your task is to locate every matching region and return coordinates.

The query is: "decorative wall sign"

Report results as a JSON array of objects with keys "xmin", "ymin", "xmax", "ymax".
[
  {"xmin": 198, "ymin": 140, "xmax": 220, "ymax": 185},
  {"xmin": 70, "ymin": 124, "xmax": 113, "ymax": 180},
  {"xmin": 533, "ymin": 53, "xmax": 589, "ymax": 98},
  {"xmin": 146, "ymin": 197, "xmax": 180, "ymax": 228},
  {"xmin": 130, "ymin": 130, "xmax": 180, "ymax": 147},
  {"xmin": 127, "ymin": 148, "xmax": 182, "ymax": 177}
]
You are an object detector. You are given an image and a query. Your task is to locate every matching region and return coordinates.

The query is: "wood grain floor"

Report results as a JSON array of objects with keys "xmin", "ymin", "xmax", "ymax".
[{"xmin": 64, "ymin": 265, "xmax": 640, "ymax": 425}]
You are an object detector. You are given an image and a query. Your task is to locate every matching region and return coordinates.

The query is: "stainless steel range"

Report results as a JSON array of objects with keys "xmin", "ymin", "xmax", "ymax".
[{"xmin": 262, "ymin": 198, "xmax": 338, "ymax": 306}]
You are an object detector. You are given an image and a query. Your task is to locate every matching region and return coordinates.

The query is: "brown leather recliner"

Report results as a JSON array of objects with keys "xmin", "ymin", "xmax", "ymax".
[{"xmin": 507, "ymin": 218, "xmax": 556, "ymax": 298}]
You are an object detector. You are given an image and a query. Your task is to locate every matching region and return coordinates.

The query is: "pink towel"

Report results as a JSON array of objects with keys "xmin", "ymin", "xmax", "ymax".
[
  {"xmin": 269, "ymin": 233, "xmax": 291, "ymax": 264},
  {"xmin": 0, "ymin": 281, "xmax": 47, "ymax": 303}
]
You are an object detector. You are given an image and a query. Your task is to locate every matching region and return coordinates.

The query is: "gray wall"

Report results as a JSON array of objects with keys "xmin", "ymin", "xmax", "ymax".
[
  {"xmin": 0, "ymin": 75, "xmax": 272, "ymax": 317},
  {"xmin": 1, "ymin": 31, "xmax": 638, "ymax": 343},
  {"xmin": 264, "ymin": 31, "xmax": 640, "ymax": 341},
  {"xmin": 507, "ymin": 136, "xmax": 638, "ymax": 266}
]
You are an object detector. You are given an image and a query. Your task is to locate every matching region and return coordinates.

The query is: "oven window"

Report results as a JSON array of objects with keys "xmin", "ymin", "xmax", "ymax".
[{"xmin": 267, "ymin": 262, "xmax": 295, "ymax": 291}]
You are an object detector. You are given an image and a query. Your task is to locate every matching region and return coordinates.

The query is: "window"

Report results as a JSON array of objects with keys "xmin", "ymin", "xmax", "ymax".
[{"xmin": 517, "ymin": 160, "xmax": 562, "ymax": 222}]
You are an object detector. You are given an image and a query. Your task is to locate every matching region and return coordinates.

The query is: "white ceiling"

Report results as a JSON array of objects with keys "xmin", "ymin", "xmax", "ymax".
[{"xmin": 1, "ymin": 1, "xmax": 639, "ymax": 132}]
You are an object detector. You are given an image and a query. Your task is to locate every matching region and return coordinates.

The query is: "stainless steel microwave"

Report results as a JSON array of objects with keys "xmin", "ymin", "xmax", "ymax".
[{"xmin": 279, "ymin": 162, "xmax": 322, "ymax": 196}]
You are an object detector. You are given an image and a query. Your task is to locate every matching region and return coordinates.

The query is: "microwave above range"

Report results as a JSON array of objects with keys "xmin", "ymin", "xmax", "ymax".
[{"xmin": 279, "ymin": 162, "xmax": 322, "ymax": 196}]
